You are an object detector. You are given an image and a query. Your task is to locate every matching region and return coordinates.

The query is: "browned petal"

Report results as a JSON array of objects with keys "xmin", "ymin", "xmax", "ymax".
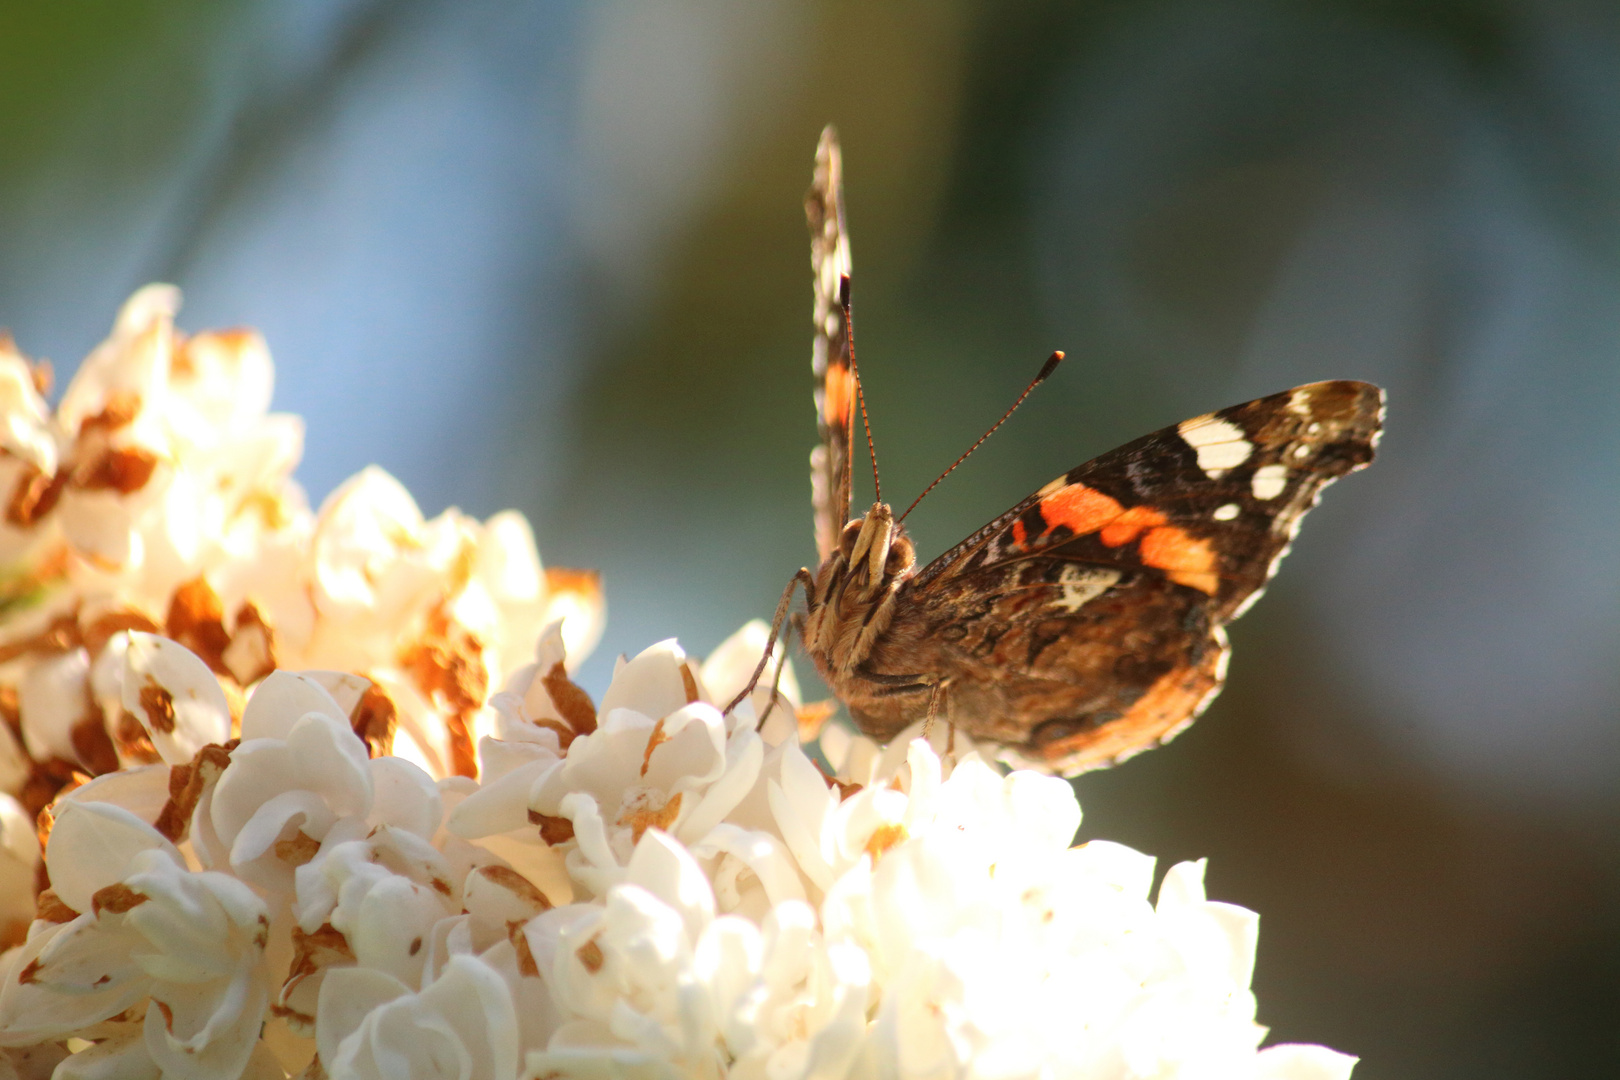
[
  {"xmin": 510, "ymin": 922, "xmax": 540, "ymax": 977},
  {"xmin": 540, "ymin": 661, "xmax": 596, "ymax": 737},
  {"xmin": 70, "ymin": 707, "xmax": 119, "ymax": 776},
  {"xmin": 34, "ymin": 890, "xmax": 79, "ymax": 924},
  {"xmin": 474, "ymin": 865, "xmax": 552, "ymax": 912},
  {"xmin": 138, "ymin": 678, "xmax": 177, "ymax": 735},
  {"xmin": 619, "ymin": 791, "xmax": 682, "ymax": 845},
  {"xmin": 112, "ymin": 709, "xmax": 160, "ymax": 765},
  {"xmin": 0, "ymin": 684, "xmax": 18, "ymax": 737},
  {"xmin": 679, "ymin": 663, "xmax": 700, "ymax": 705},
  {"xmin": 401, "ymin": 617, "xmax": 488, "ymax": 717},
  {"xmin": 74, "ymin": 446, "xmax": 159, "ymax": 495},
  {"xmin": 78, "ymin": 390, "xmax": 141, "ymax": 433},
  {"xmin": 164, "ymin": 578, "xmax": 231, "ymax": 674},
  {"xmin": 862, "ymin": 822, "xmax": 908, "ymax": 862},
  {"xmin": 530, "ymin": 717, "xmax": 577, "ymax": 749},
  {"xmin": 274, "ymin": 830, "xmax": 321, "ymax": 868},
  {"xmin": 577, "ymin": 936, "xmax": 604, "ymax": 974},
  {"xmin": 21, "ymin": 758, "xmax": 88, "ymax": 820},
  {"xmin": 796, "ymin": 699, "xmax": 838, "ymax": 743},
  {"xmin": 400, "ymin": 614, "xmax": 485, "ymax": 779},
  {"xmin": 814, "ymin": 759, "xmax": 863, "ymax": 802},
  {"xmin": 154, "ymin": 742, "xmax": 233, "ymax": 842},
  {"xmin": 350, "ymin": 681, "xmax": 398, "ymax": 758},
  {"xmin": 528, "ymin": 812, "xmax": 574, "ymax": 847},
  {"xmin": 543, "ymin": 567, "xmax": 601, "ymax": 608},
  {"xmin": 286, "ymin": 923, "xmax": 355, "ymax": 983},
  {"xmin": 222, "ymin": 601, "xmax": 276, "ymax": 686},
  {"xmin": 640, "ymin": 717, "xmax": 668, "ymax": 778},
  {"xmin": 5, "ymin": 464, "xmax": 66, "ymax": 527},
  {"xmin": 81, "ymin": 608, "xmax": 161, "ymax": 656},
  {"xmin": 91, "ymin": 882, "xmax": 148, "ymax": 916}
]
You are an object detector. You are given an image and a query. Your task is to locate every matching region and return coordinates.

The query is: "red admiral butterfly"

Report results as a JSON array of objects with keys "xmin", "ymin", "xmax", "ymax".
[{"xmin": 735, "ymin": 127, "xmax": 1383, "ymax": 776}]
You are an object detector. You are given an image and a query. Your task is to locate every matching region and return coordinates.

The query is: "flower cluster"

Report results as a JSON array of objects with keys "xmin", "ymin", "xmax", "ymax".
[
  {"xmin": 0, "ymin": 618, "xmax": 1354, "ymax": 1080},
  {"xmin": 0, "ymin": 288, "xmax": 604, "ymax": 913},
  {"xmin": 0, "ymin": 291, "xmax": 1356, "ymax": 1079}
]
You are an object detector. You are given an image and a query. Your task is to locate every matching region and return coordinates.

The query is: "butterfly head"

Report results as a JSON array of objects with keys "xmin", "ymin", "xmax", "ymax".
[{"xmin": 838, "ymin": 502, "xmax": 916, "ymax": 599}]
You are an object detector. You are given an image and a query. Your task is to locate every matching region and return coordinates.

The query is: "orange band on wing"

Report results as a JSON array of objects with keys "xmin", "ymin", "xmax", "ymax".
[
  {"xmin": 1097, "ymin": 505, "xmax": 1167, "ymax": 547},
  {"xmin": 1139, "ymin": 526, "xmax": 1219, "ymax": 594},
  {"xmin": 1039, "ymin": 484, "xmax": 1123, "ymax": 536},
  {"xmin": 823, "ymin": 364, "xmax": 855, "ymax": 428}
]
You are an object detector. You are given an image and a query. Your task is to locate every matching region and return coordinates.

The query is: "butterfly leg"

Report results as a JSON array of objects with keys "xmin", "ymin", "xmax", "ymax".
[
  {"xmin": 919, "ymin": 678, "xmax": 952, "ymax": 742},
  {"xmin": 723, "ymin": 568, "xmax": 815, "ymax": 720},
  {"xmin": 755, "ymin": 619, "xmax": 797, "ymax": 731}
]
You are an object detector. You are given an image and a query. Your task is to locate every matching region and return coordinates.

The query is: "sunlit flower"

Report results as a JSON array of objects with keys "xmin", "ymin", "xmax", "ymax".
[
  {"xmin": 0, "ymin": 620, "xmax": 1355, "ymax": 1079},
  {"xmin": 0, "ymin": 288, "xmax": 604, "ymax": 879}
]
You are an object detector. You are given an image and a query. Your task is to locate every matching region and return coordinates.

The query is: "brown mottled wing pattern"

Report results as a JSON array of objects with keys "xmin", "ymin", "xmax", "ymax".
[
  {"xmin": 853, "ymin": 380, "xmax": 1383, "ymax": 774},
  {"xmin": 806, "ymin": 126, "xmax": 854, "ymax": 564}
]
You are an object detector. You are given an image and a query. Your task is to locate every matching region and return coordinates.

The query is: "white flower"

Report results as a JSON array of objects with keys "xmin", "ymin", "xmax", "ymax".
[
  {"xmin": 0, "ymin": 616, "xmax": 1355, "ymax": 1080},
  {"xmin": 0, "ymin": 802, "xmax": 270, "ymax": 1079},
  {"xmin": 0, "ymin": 287, "xmax": 604, "ymax": 831},
  {"xmin": 316, "ymin": 954, "xmax": 520, "ymax": 1080}
]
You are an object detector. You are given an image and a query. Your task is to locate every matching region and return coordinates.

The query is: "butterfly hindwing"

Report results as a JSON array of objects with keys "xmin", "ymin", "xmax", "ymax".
[{"xmin": 862, "ymin": 381, "xmax": 1383, "ymax": 773}]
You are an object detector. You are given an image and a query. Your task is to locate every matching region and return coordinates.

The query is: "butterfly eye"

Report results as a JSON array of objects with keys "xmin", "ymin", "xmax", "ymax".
[{"xmin": 885, "ymin": 534, "xmax": 915, "ymax": 576}]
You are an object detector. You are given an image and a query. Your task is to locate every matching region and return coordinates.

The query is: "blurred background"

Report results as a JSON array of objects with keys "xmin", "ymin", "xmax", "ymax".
[{"xmin": 1, "ymin": 0, "xmax": 1616, "ymax": 1075}]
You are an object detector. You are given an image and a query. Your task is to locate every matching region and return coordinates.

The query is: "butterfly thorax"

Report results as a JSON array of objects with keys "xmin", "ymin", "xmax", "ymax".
[{"xmin": 804, "ymin": 501, "xmax": 916, "ymax": 678}]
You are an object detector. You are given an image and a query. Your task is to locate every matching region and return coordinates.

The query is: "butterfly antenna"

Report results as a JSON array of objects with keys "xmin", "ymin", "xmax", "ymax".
[
  {"xmin": 841, "ymin": 274, "xmax": 881, "ymax": 504},
  {"xmin": 897, "ymin": 350, "xmax": 1064, "ymax": 524}
]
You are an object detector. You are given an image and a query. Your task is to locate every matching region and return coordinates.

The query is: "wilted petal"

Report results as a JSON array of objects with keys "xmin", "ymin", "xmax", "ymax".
[{"xmin": 120, "ymin": 633, "xmax": 230, "ymax": 765}]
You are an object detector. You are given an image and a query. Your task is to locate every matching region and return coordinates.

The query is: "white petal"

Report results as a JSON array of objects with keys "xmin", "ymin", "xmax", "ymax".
[
  {"xmin": 240, "ymin": 671, "xmax": 351, "ymax": 742},
  {"xmin": 624, "ymin": 830, "xmax": 715, "ymax": 945},
  {"xmin": 47, "ymin": 1030, "xmax": 157, "ymax": 1080},
  {"xmin": 596, "ymin": 639, "xmax": 701, "ymax": 722},
  {"xmin": 1256, "ymin": 1044, "xmax": 1360, "ymax": 1080},
  {"xmin": 44, "ymin": 801, "xmax": 181, "ymax": 915},
  {"xmin": 315, "ymin": 966, "xmax": 412, "ymax": 1072},
  {"xmin": 366, "ymin": 756, "xmax": 442, "ymax": 839},
  {"xmin": 17, "ymin": 648, "xmax": 91, "ymax": 764}
]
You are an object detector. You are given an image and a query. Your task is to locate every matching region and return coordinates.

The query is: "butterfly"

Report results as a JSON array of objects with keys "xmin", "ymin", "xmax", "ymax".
[{"xmin": 735, "ymin": 126, "xmax": 1383, "ymax": 776}]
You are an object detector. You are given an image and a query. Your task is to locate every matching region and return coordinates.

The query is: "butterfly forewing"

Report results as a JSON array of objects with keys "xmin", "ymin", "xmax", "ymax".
[{"xmin": 806, "ymin": 126, "xmax": 854, "ymax": 564}]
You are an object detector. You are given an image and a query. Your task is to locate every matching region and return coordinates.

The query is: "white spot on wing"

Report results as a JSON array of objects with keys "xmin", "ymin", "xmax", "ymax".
[
  {"xmin": 1051, "ymin": 565, "xmax": 1121, "ymax": 614},
  {"xmin": 1177, "ymin": 415, "xmax": 1253, "ymax": 478},
  {"xmin": 1287, "ymin": 387, "xmax": 1314, "ymax": 416},
  {"xmin": 1251, "ymin": 464, "xmax": 1288, "ymax": 500},
  {"xmin": 1213, "ymin": 503, "xmax": 1240, "ymax": 521}
]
